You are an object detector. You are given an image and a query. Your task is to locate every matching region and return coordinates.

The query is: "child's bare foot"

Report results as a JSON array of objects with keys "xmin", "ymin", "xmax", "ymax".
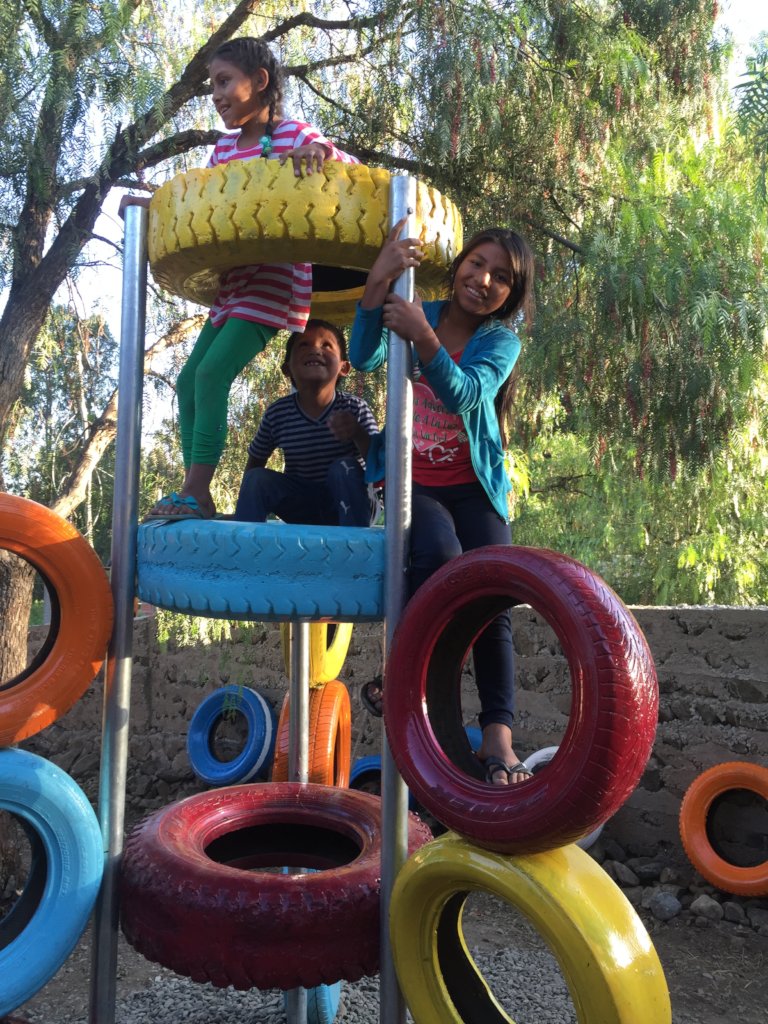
[{"xmin": 476, "ymin": 724, "xmax": 532, "ymax": 787}]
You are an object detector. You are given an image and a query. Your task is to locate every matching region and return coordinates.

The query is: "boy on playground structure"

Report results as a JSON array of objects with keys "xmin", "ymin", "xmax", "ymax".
[
  {"xmin": 234, "ymin": 319, "xmax": 379, "ymax": 527},
  {"xmin": 350, "ymin": 218, "xmax": 535, "ymax": 787},
  {"xmin": 141, "ymin": 36, "xmax": 358, "ymax": 521}
]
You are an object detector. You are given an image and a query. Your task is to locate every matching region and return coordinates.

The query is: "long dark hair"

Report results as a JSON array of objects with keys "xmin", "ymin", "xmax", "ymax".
[
  {"xmin": 209, "ymin": 37, "xmax": 284, "ymax": 139},
  {"xmin": 449, "ymin": 228, "xmax": 535, "ymax": 447}
]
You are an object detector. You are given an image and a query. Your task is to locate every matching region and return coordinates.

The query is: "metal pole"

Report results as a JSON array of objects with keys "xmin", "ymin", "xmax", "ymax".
[
  {"xmin": 286, "ymin": 620, "xmax": 310, "ymax": 1024},
  {"xmin": 379, "ymin": 174, "xmax": 417, "ymax": 1024},
  {"xmin": 89, "ymin": 200, "xmax": 148, "ymax": 1024}
]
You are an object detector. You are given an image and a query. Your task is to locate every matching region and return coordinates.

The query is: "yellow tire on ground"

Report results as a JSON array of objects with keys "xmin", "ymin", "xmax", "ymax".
[
  {"xmin": 279, "ymin": 622, "xmax": 354, "ymax": 686},
  {"xmin": 390, "ymin": 832, "xmax": 671, "ymax": 1024},
  {"xmin": 147, "ymin": 160, "xmax": 463, "ymax": 323}
]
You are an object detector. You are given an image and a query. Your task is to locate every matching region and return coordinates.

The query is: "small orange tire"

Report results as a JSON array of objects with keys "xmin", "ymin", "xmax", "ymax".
[
  {"xmin": 679, "ymin": 761, "xmax": 768, "ymax": 896},
  {"xmin": 0, "ymin": 495, "xmax": 113, "ymax": 743},
  {"xmin": 272, "ymin": 680, "xmax": 351, "ymax": 787}
]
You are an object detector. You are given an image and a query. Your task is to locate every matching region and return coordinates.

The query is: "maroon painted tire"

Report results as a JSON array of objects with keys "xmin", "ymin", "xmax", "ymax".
[
  {"xmin": 119, "ymin": 783, "xmax": 431, "ymax": 989},
  {"xmin": 384, "ymin": 546, "xmax": 658, "ymax": 854}
]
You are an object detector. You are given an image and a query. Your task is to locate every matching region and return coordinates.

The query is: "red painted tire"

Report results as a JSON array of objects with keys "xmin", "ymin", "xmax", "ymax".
[
  {"xmin": 679, "ymin": 761, "xmax": 768, "ymax": 896},
  {"xmin": 0, "ymin": 494, "xmax": 113, "ymax": 743},
  {"xmin": 384, "ymin": 546, "xmax": 658, "ymax": 854},
  {"xmin": 272, "ymin": 681, "xmax": 351, "ymax": 787},
  {"xmin": 119, "ymin": 783, "xmax": 432, "ymax": 989}
]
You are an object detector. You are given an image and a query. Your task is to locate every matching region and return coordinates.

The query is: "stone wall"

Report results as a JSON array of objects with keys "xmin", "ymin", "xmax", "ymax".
[{"xmin": 22, "ymin": 606, "xmax": 768, "ymax": 857}]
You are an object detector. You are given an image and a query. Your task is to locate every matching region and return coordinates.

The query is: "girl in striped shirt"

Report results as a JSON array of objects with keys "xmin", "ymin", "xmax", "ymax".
[{"xmin": 147, "ymin": 37, "xmax": 358, "ymax": 520}]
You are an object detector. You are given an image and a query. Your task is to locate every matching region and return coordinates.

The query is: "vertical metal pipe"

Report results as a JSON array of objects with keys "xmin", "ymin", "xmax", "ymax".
[
  {"xmin": 89, "ymin": 201, "xmax": 148, "ymax": 1024},
  {"xmin": 379, "ymin": 174, "xmax": 417, "ymax": 1024},
  {"xmin": 288, "ymin": 621, "xmax": 310, "ymax": 784},
  {"xmin": 287, "ymin": 620, "xmax": 310, "ymax": 1024}
]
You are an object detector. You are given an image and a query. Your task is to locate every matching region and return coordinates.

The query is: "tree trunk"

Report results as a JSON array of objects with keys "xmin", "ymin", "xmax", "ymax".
[{"xmin": 0, "ymin": 549, "xmax": 35, "ymax": 683}]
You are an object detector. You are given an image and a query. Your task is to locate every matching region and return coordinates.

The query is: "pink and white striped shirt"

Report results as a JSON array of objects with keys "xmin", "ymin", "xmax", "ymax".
[{"xmin": 207, "ymin": 120, "xmax": 359, "ymax": 332}]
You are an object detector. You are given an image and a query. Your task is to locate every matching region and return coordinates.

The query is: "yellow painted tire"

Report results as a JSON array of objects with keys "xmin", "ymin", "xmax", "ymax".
[
  {"xmin": 390, "ymin": 832, "xmax": 671, "ymax": 1024},
  {"xmin": 279, "ymin": 622, "xmax": 354, "ymax": 686},
  {"xmin": 147, "ymin": 160, "xmax": 463, "ymax": 323}
]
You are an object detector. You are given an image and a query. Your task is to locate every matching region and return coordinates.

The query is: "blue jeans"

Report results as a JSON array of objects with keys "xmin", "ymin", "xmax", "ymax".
[
  {"xmin": 410, "ymin": 481, "xmax": 515, "ymax": 730},
  {"xmin": 234, "ymin": 460, "xmax": 374, "ymax": 527}
]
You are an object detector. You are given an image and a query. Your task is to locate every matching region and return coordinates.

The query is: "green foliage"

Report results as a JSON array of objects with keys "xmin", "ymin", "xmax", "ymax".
[
  {"xmin": 512, "ymin": 373, "xmax": 768, "ymax": 605},
  {"xmin": 5, "ymin": 305, "xmax": 118, "ymax": 556},
  {"xmin": 2, "ymin": 0, "xmax": 766, "ymax": 609},
  {"xmin": 736, "ymin": 44, "xmax": 768, "ymax": 200},
  {"xmin": 519, "ymin": 132, "xmax": 768, "ymax": 477}
]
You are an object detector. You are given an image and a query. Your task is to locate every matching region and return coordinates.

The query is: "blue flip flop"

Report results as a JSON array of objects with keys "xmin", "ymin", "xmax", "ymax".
[{"xmin": 143, "ymin": 492, "xmax": 210, "ymax": 522}]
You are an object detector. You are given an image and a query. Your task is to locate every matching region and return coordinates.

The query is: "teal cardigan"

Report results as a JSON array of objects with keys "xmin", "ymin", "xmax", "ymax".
[{"xmin": 349, "ymin": 301, "xmax": 521, "ymax": 521}]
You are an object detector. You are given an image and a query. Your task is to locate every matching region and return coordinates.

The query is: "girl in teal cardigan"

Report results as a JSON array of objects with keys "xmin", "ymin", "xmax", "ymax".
[{"xmin": 350, "ymin": 220, "xmax": 534, "ymax": 786}]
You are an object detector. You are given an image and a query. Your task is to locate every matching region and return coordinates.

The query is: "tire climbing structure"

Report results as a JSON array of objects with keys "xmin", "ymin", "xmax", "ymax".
[
  {"xmin": 147, "ymin": 159, "xmax": 463, "ymax": 323},
  {"xmin": 0, "ymin": 498, "xmax": 109, "ymax": 1015},
  {"xmin": 2, "ymin": 164, "xmax": 671, "ymax": 1024}
]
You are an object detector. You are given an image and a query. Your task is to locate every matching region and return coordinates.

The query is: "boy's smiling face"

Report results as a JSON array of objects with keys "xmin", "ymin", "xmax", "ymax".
[{"xmin": 284, "ymin": 324, "xmax": 350, "ymax": 389}]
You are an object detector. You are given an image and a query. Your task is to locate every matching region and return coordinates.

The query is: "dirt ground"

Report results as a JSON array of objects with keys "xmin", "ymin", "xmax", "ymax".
[{"xmin": 10, "ymin": 876, "xmax": 768, "ymax": 1023}]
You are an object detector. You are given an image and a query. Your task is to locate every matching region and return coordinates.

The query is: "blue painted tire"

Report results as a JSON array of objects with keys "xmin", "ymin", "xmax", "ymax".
[
  {"xmin": 284, "ymin": 982, "xmax": 342, "ymax": 1023},
  {"xmin": 187, "ymin": 685, "xmax": 276, "ymax": 785},
  {"xmin": 281, "ymin": 868, "xmax": 342, "ymax": 1023},
  {"xmin": 0, "ymin": 814, "xmax": 47, "ymax": 949},
  {"xmin": 0, "ymin": 748, "xmax": 103, "ymax": 1015},
  {"xmin": 137, "ymin": 520, "xmax": 385, "ymax": 622}
]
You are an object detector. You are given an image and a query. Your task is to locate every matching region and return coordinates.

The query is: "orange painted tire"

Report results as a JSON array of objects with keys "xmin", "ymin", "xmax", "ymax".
[
  {"xmin": 272, "ymin": 680, "xmax": 351, "ymax": 787},
  {"xmin": 679, "ymin": 761, "xmax": 768, "ymax": 896},
  {"xmin": 0, "ymin": 495, "xmax": 113, "ymax": 743}
]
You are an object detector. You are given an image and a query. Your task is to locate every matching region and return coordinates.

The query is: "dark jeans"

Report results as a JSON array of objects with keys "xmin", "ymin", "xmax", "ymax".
[
  {"xmin": 234, "ymin": 459, "xmax": 374, "ymax": 527},
  {"xmin": 410, "ymin": 481, "xmax": 515, "ymax": 730}
]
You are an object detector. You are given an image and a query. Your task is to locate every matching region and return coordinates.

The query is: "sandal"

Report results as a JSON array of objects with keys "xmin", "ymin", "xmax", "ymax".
[
  {"xmin": 360, "ymin": 678, "xmax": 384, "ymax": 718},
  {"xmin": 479, "ymin": 757, "xmax": 533, "ymax": 786},
  {"xmin": 144, "ymin": 493, "xmax": 213, "ymax": 522}
]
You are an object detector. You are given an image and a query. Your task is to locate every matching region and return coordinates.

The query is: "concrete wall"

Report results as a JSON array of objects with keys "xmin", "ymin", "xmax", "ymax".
[{"xmin": 22, "ymin": 607, "xmax": 768, "ymax": 856}]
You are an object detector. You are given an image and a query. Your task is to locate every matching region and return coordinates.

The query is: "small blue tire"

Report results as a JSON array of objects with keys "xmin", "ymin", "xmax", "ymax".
[
  {"xmin": 187, "ymin": 685, "xmax": 276, "ymax": 786},
  {"xmin": 284, "ymin": 982, "xmax": 342, "ymax": 1024},
  {"xmin": 280, "ymin": 866, "xmax": 343, "ymax": 1022},
  {"xmin": 0, "ymin": 748, "xmax": 103, "ymax": 1015}
]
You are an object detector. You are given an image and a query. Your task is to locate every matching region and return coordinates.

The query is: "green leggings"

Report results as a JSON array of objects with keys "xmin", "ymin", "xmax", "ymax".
[{"xmin": 177, "ymin": 317, "xmax": 276, "ymax": 467}]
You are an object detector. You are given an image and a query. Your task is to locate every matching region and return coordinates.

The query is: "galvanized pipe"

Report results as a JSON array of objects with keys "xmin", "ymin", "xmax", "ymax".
[
  {"xmin": 379, "ymin": 174, "xmax": 417, "ymax": 1024},
  {"xmin": 288, "ymin": 621, "xmax": 310, "ymax": 784},
  {"xmin": 89, "ymin": 200, "xmax": 148, "ymax": 1024},
  {"xmin": 287, "ymin": 620, "xmax": 310, "ymax": 1024}
]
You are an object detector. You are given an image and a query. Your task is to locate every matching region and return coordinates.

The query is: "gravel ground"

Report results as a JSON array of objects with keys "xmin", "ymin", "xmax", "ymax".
[
  {"xmin": 14, "ymin": 891, "xmax": 768, "ymax": 1024},
  {"xmin": 19, "ymin": 946, "xmax": 578, "ymax": 1024}
]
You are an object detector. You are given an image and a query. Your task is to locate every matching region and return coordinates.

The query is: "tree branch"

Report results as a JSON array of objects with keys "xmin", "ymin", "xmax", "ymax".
[{"xmin": 50, "ymin": 314, "xmax": 205, "ymax": 518}]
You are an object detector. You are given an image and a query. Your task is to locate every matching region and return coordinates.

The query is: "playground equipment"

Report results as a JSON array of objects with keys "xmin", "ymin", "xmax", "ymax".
[
  {"xmin": 0, "ymin": 165, "xmax": 670, "ymax": 1023},
  {"xmin": 680, "ymin": 761, "xmax": 768, "ymax": 896},
  {"xmin": 0, "ymin": 735, "xmax": 104, "ymax": 1014},
  {"xmin": 0, "ymin": 496, "xmax": 110, "ymax": 1013},
  {"xmin": 280, "ymin": 621, "xmax": 355, "ymax": 685},
  {"xmin": 146, "ymin": 160, "xmax": 462, "ymax": 321},
  {"xmin": 120, "ymin": 783, "xmax": 431, "ymax": 989},
  {"xmin": 186, "ymin": 684, "xmax": 277, "ymax": 785},
  {"xmin": 389, "ymin": 833, "xmax": 671, "ymax": 1023},
  {"xmin": 522, "ymin": 746, "xmax": 606, "ymax": 851},
  {"xmin": 383, "ymin": 545, "xmax": 658, "ymax": 854},
  {"xmin": 272, "ymin": 680, "xmax": 352, "ymax": 787},
  {"xmin": 0, "ymin": 494, "xmax": 113, "ymax": 744}
]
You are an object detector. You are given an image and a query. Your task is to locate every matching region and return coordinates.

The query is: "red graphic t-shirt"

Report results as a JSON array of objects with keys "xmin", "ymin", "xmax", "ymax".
[{"xmin": 412, "ymin": 351, "xmax": 477, "ymax": 486}]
